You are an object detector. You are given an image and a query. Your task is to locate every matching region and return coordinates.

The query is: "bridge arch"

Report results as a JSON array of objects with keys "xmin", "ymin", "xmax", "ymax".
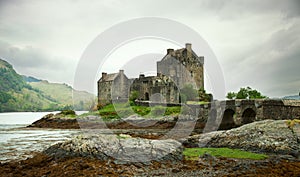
[
  {"xmin": 242, "ymin": 108, "xmax": 256, "ymax": 124},
  {"xmin": 219, "ymin": 109, "xmax": 236, "ymax": 130}
]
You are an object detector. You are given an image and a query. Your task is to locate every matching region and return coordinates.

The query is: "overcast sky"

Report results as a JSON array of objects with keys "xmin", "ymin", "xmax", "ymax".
[{"xmin": 0, "ymin": 0, "xmax": 299, "ymax": 98}]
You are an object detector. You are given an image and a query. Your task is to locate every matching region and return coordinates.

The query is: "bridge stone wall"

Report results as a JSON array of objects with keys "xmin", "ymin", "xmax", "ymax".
[
  {"xmin": 187, "ymin": 99, "xmax": 300, "ymax": 130},
  {"xmin": 135, "ymin": 99, "xmax": 300, "ymax": 130}
]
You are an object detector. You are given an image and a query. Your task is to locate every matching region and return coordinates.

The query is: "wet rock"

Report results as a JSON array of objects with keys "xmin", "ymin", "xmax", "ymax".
[
  {"xmin": 44, "ymin": 134, "xmax": 183, "ymax": 164},
  {"xmin": 27, "ymin": 112, "xmax": 79, "ymax": 129}
]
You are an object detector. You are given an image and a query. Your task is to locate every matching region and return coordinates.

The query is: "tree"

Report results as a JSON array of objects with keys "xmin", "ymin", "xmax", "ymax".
[
  {"xmin": 236, "ymin": 87, "xmax": 249, "ymax": 99},
  {"xmin": 180, "ymin": 84, "xmax": 198, "ymax": 103},
  {"xmin": 248, "ymin": 89, "xmax": 267, "ymax": 99},
  {"xmin": 226, "ymin": 92, "xmax": 236, "ymax": 99},
  {"xmin": 0, "ymin": 91, "xmax": 12, "ymax": 104},
  {"xmin": 226, "ymin": 87, "xmax": 267, "ymax": 99},
  {"xmin": 198, "ymin": 87, "xmax": 213, "ymax": 102}
]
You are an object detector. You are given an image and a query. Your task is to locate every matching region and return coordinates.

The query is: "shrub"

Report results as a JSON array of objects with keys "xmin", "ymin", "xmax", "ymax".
[
  {"xmin": 132, "ymin": 106, "xmax": 150, "ymax": 116},
  {"xmin": 129, "ymin": 91, "xmax": 139, "ymax": 102},
  {"xmin": 165, "ymin": 106, "xmax": 181, "ymax": 115}
]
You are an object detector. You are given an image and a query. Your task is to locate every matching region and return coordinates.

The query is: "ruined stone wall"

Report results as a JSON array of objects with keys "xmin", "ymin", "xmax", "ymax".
[
  {"xmin": 130, "ymin": 75, "xmax": 180, "ymax": 103},
  {"xmin": 130, "ymin": 76, "xmax": 154, "ymax": 101}
]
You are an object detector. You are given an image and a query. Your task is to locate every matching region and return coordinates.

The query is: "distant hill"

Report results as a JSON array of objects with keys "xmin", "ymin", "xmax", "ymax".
[
  {"xmin": 0, "ymin": 58, "xmax": 95, "ymax": 112},
  {"xmin": 283, "ymin": 95, "xmax": 300, "ymax": 100},
  {"xmin": 29, "ymin": 81, "xmax": 95, "ymax": 111},
  {"xmin": 22, "ymin": 75, "xmax": 41, "ymax": 82}
]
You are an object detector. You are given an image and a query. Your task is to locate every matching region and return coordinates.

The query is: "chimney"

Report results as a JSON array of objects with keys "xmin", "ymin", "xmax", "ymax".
[
  {"xmin": 119, "ymin": 69, "xmax": 124, "ymax": 75},
  {"xmin": 102, "ymin": 72, "xmax": 107, "ymax": 80},
  {"xmin": 139, "ymin": 74, "xmax": 145, "ymax": 78},
  {"xmin": 167, "ymin": 48, "xmax": 174, "ymax": 55},
  {"xmin": 185, "ymin": 43, "xmax": 192, "ymax": 52}
]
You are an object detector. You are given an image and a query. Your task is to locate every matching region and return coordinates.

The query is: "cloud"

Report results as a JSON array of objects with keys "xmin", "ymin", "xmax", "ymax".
[
  {"xmin": 0, "ymin": 40, "xmax": 75, "ymax": 85},
  {"xmin": 222, "ymin": 21, "xmax": 300, "ymax": 97},
  {"xmin": 197, "ymin": 0, "xmax": 300, "ymax": 20},
  {"xmin": 0, "ymin": 0, "xmax": 299, "ymax": 97}
]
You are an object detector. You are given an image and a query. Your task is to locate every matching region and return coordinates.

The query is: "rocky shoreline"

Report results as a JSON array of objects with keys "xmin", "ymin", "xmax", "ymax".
[
  {"xmin": 27, "ymin": 112, "xmax": 207, "ymax": 138},
  {"xmin": 2, "ymin": 113, "xmax": 299, "ymax": 176},
  {"xmin": 1, "ymin": 148, "xmax": 300, "ymax": 176}
]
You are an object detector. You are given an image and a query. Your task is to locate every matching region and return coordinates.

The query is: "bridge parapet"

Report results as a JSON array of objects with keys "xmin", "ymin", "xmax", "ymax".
[
  {"xmin": 261, "ymin": 99, "xmax": 284, "ymax": 106},
  {"xmin": 282, "ymin": 100, "xmax": 300, "ymax": 107}
]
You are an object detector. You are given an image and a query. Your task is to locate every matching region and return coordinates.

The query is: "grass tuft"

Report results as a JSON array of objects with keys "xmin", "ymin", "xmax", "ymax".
[
  {"xmin": 183, "ymin": 147, "xmax": 268, "ymax": 160},
  {"xmin": 286, "ymin": 119, "xmax": 300, "ymax": 128},
  {"xmin": 96, "ymin": 103, "xmax": 182, "ymax": 120}
]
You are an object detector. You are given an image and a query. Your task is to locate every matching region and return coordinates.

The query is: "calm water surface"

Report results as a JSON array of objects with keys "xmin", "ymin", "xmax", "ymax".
[{"xmin": 0, "ymin": 112, "xmax": 84, "ymax": 163}]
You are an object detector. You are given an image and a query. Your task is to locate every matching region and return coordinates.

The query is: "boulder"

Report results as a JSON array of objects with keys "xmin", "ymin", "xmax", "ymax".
[
  {"xmin": 44, "ymin": 134, "xmax": 183, "ymax": 164},
  {"xmin": 183, "ymin": 119, "xmax": 300, "ymax": 155}
]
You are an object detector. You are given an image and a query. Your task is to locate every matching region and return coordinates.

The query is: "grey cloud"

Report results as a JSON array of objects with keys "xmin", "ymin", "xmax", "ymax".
[
  {"xmin": 0, "ymin": 40, "xmax": 75, "ymax": 84},
  {"xmin": 0, "ymin": 0, "xmax": 299, "ymax": 97},
  {"xmin": 0, "ymin": 40, "xmax": 64, "ymax": 69},
  {"xmin": 222, "ymin": 20, "xmax": 300, "ymax": 97},
  {"xmin": 198, "ymin": 0, "xmax": 300, "ymax": 20},
  {"xmin": 129, "ymin": 0, "xmax": 300, "ymax": 21}
]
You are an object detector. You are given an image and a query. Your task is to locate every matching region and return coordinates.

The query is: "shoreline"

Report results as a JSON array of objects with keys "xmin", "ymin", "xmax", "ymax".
[{"xmin": 26, "ymin": 112, "xmax": 207, "ymax": 138}]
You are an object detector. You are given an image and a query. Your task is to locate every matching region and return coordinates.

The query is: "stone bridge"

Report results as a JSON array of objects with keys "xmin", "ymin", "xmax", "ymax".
[
  {"xmin": 189, "ymin": 99, "xmax": 300, "ymax": 130},
  {"xmin": 135, "ymin": 99, "xmax": 300, "ymax": 130}
]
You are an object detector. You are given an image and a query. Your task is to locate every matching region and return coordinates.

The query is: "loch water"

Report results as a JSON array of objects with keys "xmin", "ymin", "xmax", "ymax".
[{"xmin": 0, "ymin": 112, "xmax": 83, "ymax": 163}]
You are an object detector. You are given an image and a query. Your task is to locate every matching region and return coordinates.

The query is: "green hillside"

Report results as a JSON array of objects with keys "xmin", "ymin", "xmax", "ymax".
[
  {"xmin": 0, "ymin": 59, "xmax": 29, "ymax": 92},
  {"xmin": 0, "ymin": 58, "xmax": 95, "ymax": 112},
  {"xmin": 29, "ymin": 81, "xmax": 96, "ymax": 110}
]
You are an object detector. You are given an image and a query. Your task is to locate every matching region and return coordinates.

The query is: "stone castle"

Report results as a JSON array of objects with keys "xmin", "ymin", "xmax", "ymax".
[{"xmin": 98, "ymin": 43, "xmax": 204, "ymax": 105}]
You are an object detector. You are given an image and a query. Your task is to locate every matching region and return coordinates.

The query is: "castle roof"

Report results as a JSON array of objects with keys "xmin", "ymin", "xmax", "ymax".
[
  {"xmin": 99, "ymin": 73, "xmax": 118, "ymax": 82},
  {"xmin": 105, "ymin": 73, "xmax": 118, "ymax": 81}
]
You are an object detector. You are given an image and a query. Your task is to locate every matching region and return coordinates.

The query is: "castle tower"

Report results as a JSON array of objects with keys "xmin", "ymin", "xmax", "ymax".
[{"xmin": 157, "ymin": 43, "xmax": 204, "ymax": 90}]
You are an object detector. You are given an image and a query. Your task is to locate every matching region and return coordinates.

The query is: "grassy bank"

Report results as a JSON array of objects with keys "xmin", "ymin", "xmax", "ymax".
[
  {"xmin": 183, "ymin": 147, "xmax": 268, "ymax": 160},
  {"xmin": 97, "ymin": 103, "xmax": 182, "ymax": 120}
]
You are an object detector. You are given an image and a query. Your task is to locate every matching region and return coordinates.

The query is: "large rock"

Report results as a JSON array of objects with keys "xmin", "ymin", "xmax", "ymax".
[
  {"xmin": 183, "ymin": 119, "xmax": 300, "ymax": 155},
  {"xmin": 28, "ymin": 111, "xmax": 80, "ymax": 129},
  {"xmin": 44, "ymin": 134, "xmax": 183, "ymax": 164}
]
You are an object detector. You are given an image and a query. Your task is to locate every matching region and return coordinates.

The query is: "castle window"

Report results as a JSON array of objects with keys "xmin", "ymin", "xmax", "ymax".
[{"xmin": 191, "ymin": 71, "xmax": 193, "ymax": 77}]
